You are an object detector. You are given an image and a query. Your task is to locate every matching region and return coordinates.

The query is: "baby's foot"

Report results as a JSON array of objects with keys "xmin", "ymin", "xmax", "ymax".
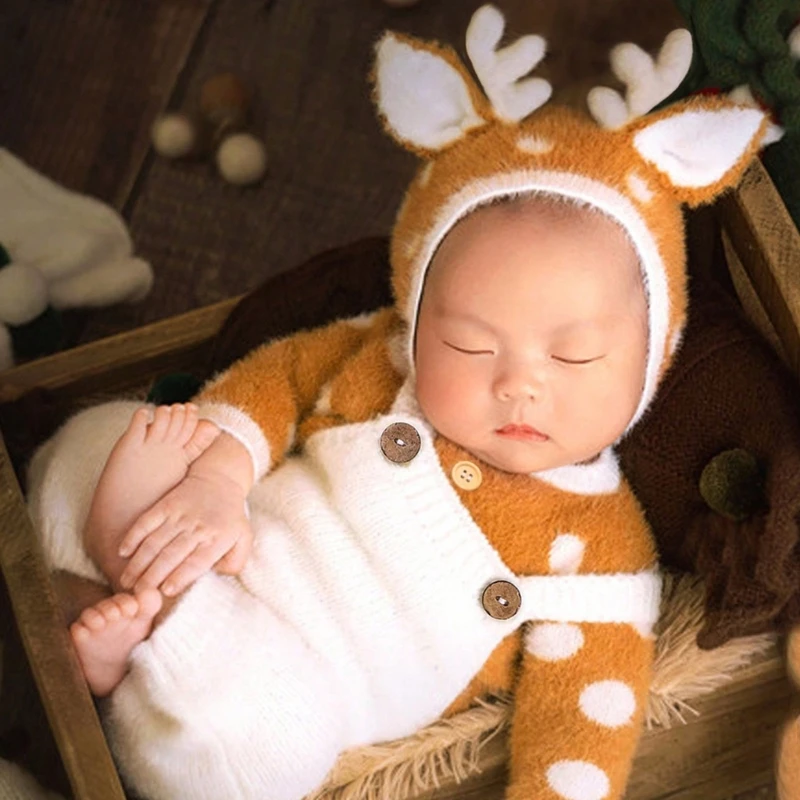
[
  {"xmin": 83, "ymin": 404, "xmax": 219, "ymax": 582},
  {"xmin": 70, "ymin": 589, "xmax": 163, "ymax": 696}
]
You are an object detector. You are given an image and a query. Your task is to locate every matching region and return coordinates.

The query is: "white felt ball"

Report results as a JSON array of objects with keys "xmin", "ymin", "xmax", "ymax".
[
  {"xmin": 216, "ymin": 133, "xmax": 268, "ymax": 186},
  {"xmin": 0, "ymin": 263, "xmax": 49, "ymax": 325},
  {"xmin": 151, "ymin": 112, "xmax": 197, "ymax": 159}
]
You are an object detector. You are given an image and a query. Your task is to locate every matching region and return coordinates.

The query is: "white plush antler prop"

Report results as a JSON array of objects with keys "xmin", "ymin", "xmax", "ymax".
[
  {"xmin": 466, "ymin": 4, "xmax": 552, "ymax": 123},
  {"xmin": 588, "ymin": 29, "xmax": 693, "ymax": 128}
]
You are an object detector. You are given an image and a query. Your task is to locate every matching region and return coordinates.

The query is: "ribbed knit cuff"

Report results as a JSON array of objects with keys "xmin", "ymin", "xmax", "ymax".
[{"xmin": 196, "ymin": 402, "xmax": 271, "ymax": 480}]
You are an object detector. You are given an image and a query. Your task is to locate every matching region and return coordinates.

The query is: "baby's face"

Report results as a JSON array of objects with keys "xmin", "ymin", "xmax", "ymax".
[{"xmin": 414, "ymin": 200, "xmax": 648, "ymax": 474}]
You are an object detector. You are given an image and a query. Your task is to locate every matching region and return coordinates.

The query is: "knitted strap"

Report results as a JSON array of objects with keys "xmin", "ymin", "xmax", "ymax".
[{"xmin": 518, "ymin": 570, "xmax": 662, "ymax": 625}]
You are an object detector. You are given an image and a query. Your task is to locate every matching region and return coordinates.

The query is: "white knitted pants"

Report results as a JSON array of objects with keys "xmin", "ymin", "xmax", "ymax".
[{"xmin": 26, "ymin": 401, "xmax": 345, "ymax": 800}]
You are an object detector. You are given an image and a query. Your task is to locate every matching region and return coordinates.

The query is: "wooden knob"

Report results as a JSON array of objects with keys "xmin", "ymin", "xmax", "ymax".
[{"xmin": 199, "ymin": 73, "xmax": 252, "ymax": 131}]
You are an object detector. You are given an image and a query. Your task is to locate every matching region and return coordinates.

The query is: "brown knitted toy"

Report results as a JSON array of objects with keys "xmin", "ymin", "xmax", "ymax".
[{"xmin": 617, "ymin": 268, "xmax": 800, "ymax": 649}]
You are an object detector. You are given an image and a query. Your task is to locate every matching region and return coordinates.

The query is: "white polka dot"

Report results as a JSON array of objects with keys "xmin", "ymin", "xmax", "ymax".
[
  {"xmin": 517, "ymin": 134, "xmax": 553, "ymax": 154},
  {"xmin": 345, "ymin": 310, "xmax": 379, "ymax": 329},
  {"xmin": 314, "ymin": 382, "xmax": 333, "ymax": 414},
  {"xmin": 547, "ymin": 760, "xmax": 610, "ymax": 800},
  {"xmin": 579, "ymin": 680, "xmax": 636, "ymax": 728},
  {"xmin": 404, "ymin": 233, "xmax": 422, "ymax": 258},
  {"xmin": 386, "ymin": 331, "xmax": 410, "ymax": 376},
  {"xmin": 548, "ymin": 533, "xmax": 585, "ymax": 574},
  {"xmin": 626, "ymin": 172, "xmax": 654, "ymax": 203},
  {"xmin": 668, "ymin": 328, "xmax": 682, "ymax": 357},
  {"xmin": 525, "ymin": 622, "xmax": 584, "ymax": 661},
  {"xmin": 418, "ymin": 162, "xmax": 434, "ymax": 187}
]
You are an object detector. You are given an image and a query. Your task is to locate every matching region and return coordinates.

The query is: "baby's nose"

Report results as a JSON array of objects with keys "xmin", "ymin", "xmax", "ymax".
[{"xmin": 493, "ymin": 364, "xmax": 543, "ymax": 401}]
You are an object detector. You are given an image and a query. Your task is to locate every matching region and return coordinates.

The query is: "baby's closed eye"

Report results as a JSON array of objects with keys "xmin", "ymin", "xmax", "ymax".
[
  {"xmin": 551, "ymin": 354, "xmax": 605, "ymax": 365},
  {"xmin": 443, "ymin": 341, "xmax": 495, "ymax": 356}
]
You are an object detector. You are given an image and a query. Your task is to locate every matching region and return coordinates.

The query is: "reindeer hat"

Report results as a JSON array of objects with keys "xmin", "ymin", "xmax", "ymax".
[{"xmin": 373, "ymin": 5, "xmax": 771, "ymax": 434}]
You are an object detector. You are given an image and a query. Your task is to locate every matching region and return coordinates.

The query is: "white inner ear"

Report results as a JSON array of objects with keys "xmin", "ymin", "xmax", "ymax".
[
  {"xmin": 375, "ymin": 34, "xmax": 486, "ymax": 150},
  {"xmin": 633, "ymin": 106, "xmax": 764, "ymax": 188}
]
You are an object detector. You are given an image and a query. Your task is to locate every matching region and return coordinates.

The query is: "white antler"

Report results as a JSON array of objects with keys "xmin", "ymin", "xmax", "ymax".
[
  {"xmin": 466, "ymin": 5, "xmax": 552, "ymax": 123},
  {"xmin": 588, "ymin": 29, "xmax": 693, "ymax": 128}
]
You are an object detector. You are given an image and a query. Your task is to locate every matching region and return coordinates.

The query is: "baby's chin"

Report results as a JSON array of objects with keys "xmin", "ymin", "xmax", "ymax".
[{"xmin": 467, "ymin": 441, "xmax": 568, "ymax": 476}]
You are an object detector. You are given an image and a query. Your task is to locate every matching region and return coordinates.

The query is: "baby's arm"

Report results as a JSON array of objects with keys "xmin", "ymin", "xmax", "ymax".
[
  {"xmin": 116, "ymin": 313, "xmax": 392, "ymax": 595},
  {"xmin": 505, "ymin": 621, "xmax": 653, "ymax": 800}
]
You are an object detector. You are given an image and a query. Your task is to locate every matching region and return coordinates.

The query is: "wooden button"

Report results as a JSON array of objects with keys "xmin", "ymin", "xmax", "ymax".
[
  {"xmin": 380, "ymin": 422, "xmax": 421, "ymax": 463},
  {"xmin": 482, "ymin": 581, "xmax": 521, "ymax": 620},
  {"xmin": 451, "ymin": 460, "xmax": 482, "ymax": 490}
]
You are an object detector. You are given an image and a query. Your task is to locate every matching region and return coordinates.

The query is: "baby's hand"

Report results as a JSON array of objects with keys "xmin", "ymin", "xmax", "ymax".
[{"xmin": 117, "ymin": 471, "xmax": 253, "ymax": 596}]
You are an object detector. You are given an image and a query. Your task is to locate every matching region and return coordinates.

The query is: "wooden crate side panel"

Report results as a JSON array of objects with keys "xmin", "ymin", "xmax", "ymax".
[
  {"xmin": 0, "ymin": 436, "xmax": 126, "ymax": 799},
  {"xmin": 718, "ymin": 160, "xmax": 800, "ymax": 382}
]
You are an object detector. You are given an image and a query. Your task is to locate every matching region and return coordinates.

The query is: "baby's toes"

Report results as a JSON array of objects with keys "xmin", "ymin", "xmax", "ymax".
[
  {"xmin": 135, "ymin": 588, "xmax": 164, "ymax": 621},
  {"xmin": 121, "ymin": 407, "xmax": 150, "ymax": 446},
  {"xmin": 165, "ymin": 404, "xmax": 188, "ymax": 442},
  {"xmin": 113, "ymin": 593, "xmax": 139, "ymax": 619},
  {"xmin": 147, "ymin": 405, "xmax": 173, "ymax": 443},
  {"xmin": 95, "ymin": 597, "xmax": 124, "ymax": 624},
  {"xmin": 180, "ymin": 403, "xmax": 199, "ymax": 438},
  {"xmin": 184, "ymin": 419, "xmax": 220, "ymax": 463},
  {"xmin": 70, "ymin": 620, "xmax": 91, "ymax": 643},
  {"xmin": 78, "ymin": 606, "xmax": 108, "ymax": 631}
]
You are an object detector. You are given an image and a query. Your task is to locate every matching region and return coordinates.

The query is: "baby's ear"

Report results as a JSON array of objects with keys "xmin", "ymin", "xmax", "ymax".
[
  {"xmin": 371, "ymin": 32, "xmax": 491, "ymax": 157},
  {"xmin": 629, "ymin": 97, "xmax": 770, "ymax": 206}
]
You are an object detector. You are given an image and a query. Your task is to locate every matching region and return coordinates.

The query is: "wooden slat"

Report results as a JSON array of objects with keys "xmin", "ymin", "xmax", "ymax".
[
  {"xmin": 718, "ymin": 159, "xmax": 800, "ymax": 382},
  {"xmin": 0, "ymin": 436, "xmax": 126, "ymax": 799},
  {"xmin": 0, "ymin": 297, "xmax": 238, "ymax": 405},
  {"xmin": 0, "ymin": 0, "xmax": 213, "ymax": 210}
]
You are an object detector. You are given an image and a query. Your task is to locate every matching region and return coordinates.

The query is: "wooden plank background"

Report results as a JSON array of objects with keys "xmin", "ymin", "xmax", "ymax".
[{"xmin": 0, "ymin": 0, "xmax": 682, "ymax": 345}]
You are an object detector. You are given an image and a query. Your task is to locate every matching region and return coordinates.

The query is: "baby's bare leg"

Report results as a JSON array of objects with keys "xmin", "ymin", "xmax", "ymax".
[{"xmin": 83, "ymin": 403, "xmax": 219, "ymax": 590}]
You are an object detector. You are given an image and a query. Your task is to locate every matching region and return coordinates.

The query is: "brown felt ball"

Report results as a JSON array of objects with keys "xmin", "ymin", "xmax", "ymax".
[{"xmin": 199, "ymin": 73, "xmax": 252, "ymax": 131}]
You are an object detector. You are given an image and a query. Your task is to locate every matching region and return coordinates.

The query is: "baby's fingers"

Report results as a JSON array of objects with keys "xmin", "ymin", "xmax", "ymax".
[
  {"xmin": 133, "ymin": 531, "xmax": 202, "ymax": 593},
  {"xmin": 214, "ymin": 531, "xmax": 252, "ymax": 576},
  {"xmin": 119, "ymin": 523, "xmax": 183, "ymax": 589},
  {"xmin": 118, "ymin": 506, "xmax": 171, "ymax": 559},
  {"xmin": 161, "ymin": 539, "xmax": 233, "ymax": 597}
]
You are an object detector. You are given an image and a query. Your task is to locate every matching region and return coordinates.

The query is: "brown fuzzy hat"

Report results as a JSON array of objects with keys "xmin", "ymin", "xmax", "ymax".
[{"xmin": 372, "ymin": 4, "xmax": 769, "ymax": 435}]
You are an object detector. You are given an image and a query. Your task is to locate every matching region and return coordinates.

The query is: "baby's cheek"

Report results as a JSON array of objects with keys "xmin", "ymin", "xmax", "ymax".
[
  {"xmin": 418, "ymin": 360, "xmax": 482, "ymax": 430},
  {"xmin": 575, "ymin": 372, "xmax": 639, "ymax": 440}
]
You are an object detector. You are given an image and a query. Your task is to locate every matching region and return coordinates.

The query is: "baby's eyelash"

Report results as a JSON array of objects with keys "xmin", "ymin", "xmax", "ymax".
[
  {"xmin": 552, "ymin": 355, "xmax": 604, "ymax": 365},
  {"xmin": 444, "ymin": 341, "xmax": 494, "ymax": 355}
]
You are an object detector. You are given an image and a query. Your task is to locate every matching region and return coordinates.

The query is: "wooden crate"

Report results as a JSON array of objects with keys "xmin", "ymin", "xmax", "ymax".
[{"xmin": 0, "ymin": 158, "xmax": 797, "ymax": 799}]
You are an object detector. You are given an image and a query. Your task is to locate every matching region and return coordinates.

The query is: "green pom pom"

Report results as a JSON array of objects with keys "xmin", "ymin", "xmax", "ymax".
[
  {"xmin": 0, "ymin": 244, "xmax": 10, "ymax": 268},
  {"xmin": 147, "ymin": 373, "xmax": 203, "ymax": 405},
  {"xmin": 699, "ymin": 448, "xmax": 766, "ymax": 521},
  {"xmin": 8, "ymin": 307, "xmax": 64, "ymax": 360}
]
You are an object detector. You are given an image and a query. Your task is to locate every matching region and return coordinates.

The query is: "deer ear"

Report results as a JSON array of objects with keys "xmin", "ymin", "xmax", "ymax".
[
  {"xmin": 631, "ymin": 98, "xmax": 768, "ymax": 204},
  {"xmin": 373, "ymin": 33, "xmax": 489, "ymax": 154}
]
